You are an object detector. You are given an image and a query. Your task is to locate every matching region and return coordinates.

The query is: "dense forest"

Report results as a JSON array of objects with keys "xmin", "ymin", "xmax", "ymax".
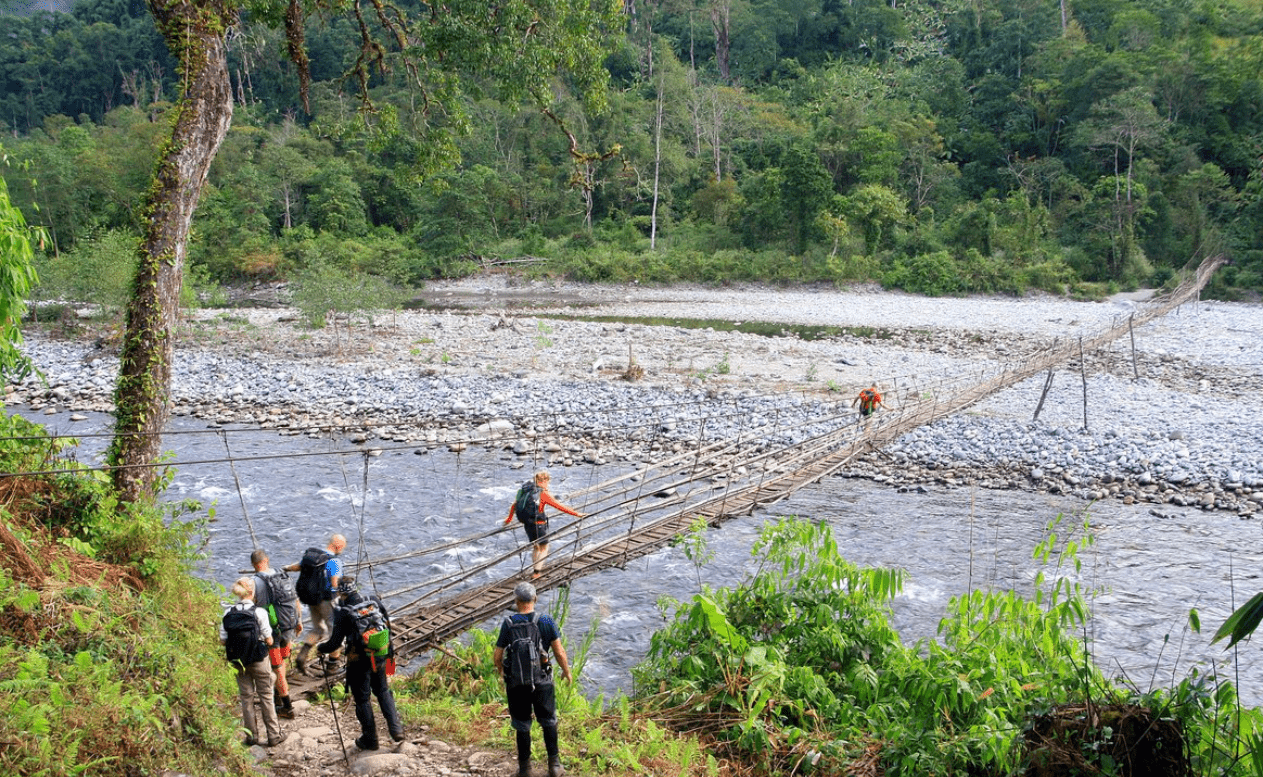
[{"xmin": 2, "ymin": 0, "xmax": 1261, "ymax": 301}]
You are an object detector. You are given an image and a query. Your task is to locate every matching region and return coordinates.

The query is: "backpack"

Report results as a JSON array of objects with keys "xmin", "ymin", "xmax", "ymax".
[
  {"xmin": 223, "ymin": 604, "xmax": 268, "ymax": 666},
  {"xmin": 502, "ymin": 612, "xmax": 551, "ymax": 690},
  {"xmin": 349, "ymin": 598, "xmax": 391, "ymax": 661},
  {"xmin": 859, "ymin": 388, "xmax": 879, "ymax": 411},
  {"xmin": 295, "ymin": 547, "xmax": 332, "ymax": 606},
  {"xmin": 257, "ymin": 571, "xmax": 299, "ymax": 632},
  {"xmin": 514, "ymin": 481, "xmax": 541, "ymax": 524}
]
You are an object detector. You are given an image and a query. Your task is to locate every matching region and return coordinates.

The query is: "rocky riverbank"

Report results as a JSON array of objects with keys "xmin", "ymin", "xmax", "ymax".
[{"xmin": 9, "ymin": 277, "xmax": 1263, "ymax": 517}]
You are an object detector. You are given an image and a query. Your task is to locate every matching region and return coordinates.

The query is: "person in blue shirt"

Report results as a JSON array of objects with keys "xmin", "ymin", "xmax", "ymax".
[
  {"xmin": 494, "ymin": 582, "xmax": 573, "ymax": 777},
  {"xmin": 288, "ymin": 533, "xmax": 346, "ymax": 675}
]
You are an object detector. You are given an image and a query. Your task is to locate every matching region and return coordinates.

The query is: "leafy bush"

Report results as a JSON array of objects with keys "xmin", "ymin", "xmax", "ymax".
[
  {"xmin": 632, "ymin": 515, "xmax": 1263, "ymax": 776},
  {"xmin": 291, "ymin": 259, "xmax": 411, "ymax": 330},
  {"xmin": 0, "ymin": 412, "xmax": 248, "ymax": 777},
  {"xmin": 32, "ymin": 229, "xmax": 137, "ymax": 318},
  {"xmin": 883, "ymin": 250, "xmax": 967, "ymax": 296},
  {"xmin": 634, "ymin": 519, "xmax": 908, "ymax": 773}
]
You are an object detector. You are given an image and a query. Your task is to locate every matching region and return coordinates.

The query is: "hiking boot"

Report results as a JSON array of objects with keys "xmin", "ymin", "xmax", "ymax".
[
  {"xmin": 516, "ymin": 729, "xmax": 532, "ymax": 776},
  {"xmin": 355, "ymin": 736, "xmax": 379, "ymax": 751},
  {"xmin": 390, "ymin": 730, "xmax": 405, "ymax": 743},
  {"xmin": 277, "ymin": 706, "xmax": 295, "ymax": 719},
  {"xmin": 295, "ymin": 655, "xmax": 308, "ymax": 675},
  {"xmin": 242, "ymin": 735, "xmax": 257, "ymax": 747},
  {"xmin": 547, "ymin": 757, "xmax": 564, "ymax": 777},
  {"xmin": 267, "ymin": 736, "xmax": 284, "ymax": 748}
]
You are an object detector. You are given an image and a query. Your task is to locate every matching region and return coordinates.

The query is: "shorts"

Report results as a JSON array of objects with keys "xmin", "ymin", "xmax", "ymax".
[
  {"xmin": 269, "ymin": 628, "xmax": 296, "ymax": 666},
  {"xmin": 269, "ymin": 641, "xmax": 291, "ymax": 667},
  {"xmin": 523, "ymin": 518, "xmax": 549, "ymax": 546},
  {"xmin": 860, "ymin": 407, "xmax": 874, "ymax": 417}
]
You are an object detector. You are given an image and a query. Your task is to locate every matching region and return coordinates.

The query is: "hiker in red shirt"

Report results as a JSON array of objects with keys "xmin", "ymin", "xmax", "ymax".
[
  {"xmin": 505, "ymin": 470, "xmax": 584, "ymax": 579},
  {"xmin": 852, "ymin": 384, "xmax": 885, "ymax": 418}
]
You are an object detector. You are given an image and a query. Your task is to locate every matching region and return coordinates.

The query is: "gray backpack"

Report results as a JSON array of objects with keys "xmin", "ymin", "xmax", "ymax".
[{"xmin": 502, "ymin": 612, "xmax": 550, "ymax": 690}]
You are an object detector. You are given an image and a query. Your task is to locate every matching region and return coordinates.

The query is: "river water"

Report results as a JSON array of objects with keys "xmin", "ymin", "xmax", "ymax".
[{"xmin": 22, "ymin": 408, "xmax": 1263, "ymax": 707}]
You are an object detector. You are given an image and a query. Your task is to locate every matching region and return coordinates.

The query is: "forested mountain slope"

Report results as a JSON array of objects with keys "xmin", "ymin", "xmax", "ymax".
[{"xmin": 2, "ymin": 0, "xmax": 1260, "ymax": 299}]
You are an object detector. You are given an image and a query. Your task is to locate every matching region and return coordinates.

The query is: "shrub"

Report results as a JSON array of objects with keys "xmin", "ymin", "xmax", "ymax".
[
  {"xmin": 631, "ymin": 515, "xmax": 1263, "ymax": 776},
  {"xmin": 32, "ymin": 229, "xmax": 137, "ymax": 318},
  {"xmin": 0, "ymin": 412, "xmax": 247, "ymax": 777},
  {"xmin": 882, "ymin": 250, "xmax": 966, "ymax": 296}
]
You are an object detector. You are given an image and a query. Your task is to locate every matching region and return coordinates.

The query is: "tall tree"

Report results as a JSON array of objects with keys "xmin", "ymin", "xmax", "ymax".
[
  {"xmin": 106, "ymin": 0, "xmax": 619, "ymax": 502},
  {"xmin": 1075, "ymin": 85, "xmax": 1164, "ymax": 279},
  {"xmin": 107, "ymin": 0, "xmax": 236, "ymax": 501}
]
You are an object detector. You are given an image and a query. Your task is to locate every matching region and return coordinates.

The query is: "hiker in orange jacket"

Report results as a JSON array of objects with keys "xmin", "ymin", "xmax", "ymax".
[
  {"xmin": 852, "ymin": 384, "xmax": 886, "ymax": 418},
  {"xmin": 505, "ymin": 470, "xmax": 584, "ymax": 579}
]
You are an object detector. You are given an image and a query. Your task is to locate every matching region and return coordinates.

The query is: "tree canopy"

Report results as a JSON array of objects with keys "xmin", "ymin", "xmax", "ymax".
[{"xmin": 0, "ymin": 0, "xmax": 1259, "ymax": 302}]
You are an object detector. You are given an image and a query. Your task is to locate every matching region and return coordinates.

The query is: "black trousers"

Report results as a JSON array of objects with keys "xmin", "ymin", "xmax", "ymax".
[
  {"xmin": 506, "ymin": 681, "xmax": 557, "ymax": 732},
  {"xmin": 346, "ymin": 657, "xmax": 402, "ymax": 745}
]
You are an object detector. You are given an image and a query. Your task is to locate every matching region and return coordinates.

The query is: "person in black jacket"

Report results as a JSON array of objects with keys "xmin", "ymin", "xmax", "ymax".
[{"xmin": 318, "ymin": 578, "xmax": 404, "ymax": 751}]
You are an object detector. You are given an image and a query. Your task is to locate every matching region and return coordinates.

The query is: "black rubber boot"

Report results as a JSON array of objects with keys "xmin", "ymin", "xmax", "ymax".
[
  {"xmin": 543, "ymin": 725, "xmax": 563, "ymax": 776},
  {"xmin": 515, "ymin": 729, "xmax": 532, "ymax": 777}
]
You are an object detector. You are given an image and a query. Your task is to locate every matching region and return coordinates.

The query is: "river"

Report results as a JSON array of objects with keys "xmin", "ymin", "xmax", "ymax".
[{"xmin": 20, "ymin": 407, "xmax": 1263, "ymax": 708}]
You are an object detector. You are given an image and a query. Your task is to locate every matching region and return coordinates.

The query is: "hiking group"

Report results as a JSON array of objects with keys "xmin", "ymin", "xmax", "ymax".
[
  {"xmin": 219, "ymin": 471, "xmax": 586, "ymax": 767},
  {"xmin": 220, "ymin": 532, "xmax": 401, "ymax": 751}
]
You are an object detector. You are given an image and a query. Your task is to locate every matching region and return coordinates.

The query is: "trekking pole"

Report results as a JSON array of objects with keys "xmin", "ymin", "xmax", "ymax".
[{"xmin": 322, "ymin": 665, "xmax": 351, "ymax": 766}]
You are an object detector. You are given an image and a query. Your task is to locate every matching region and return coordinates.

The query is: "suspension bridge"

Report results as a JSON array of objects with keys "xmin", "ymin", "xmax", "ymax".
[{"xmin": 277, "ymin": 255, "xmax": 1223, "ymax": 694}]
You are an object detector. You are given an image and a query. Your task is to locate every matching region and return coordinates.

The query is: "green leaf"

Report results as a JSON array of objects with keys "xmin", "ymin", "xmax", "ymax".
[{"xmin": 1211, "ymin": 591, "xmax": 1263, "ymax": 649}]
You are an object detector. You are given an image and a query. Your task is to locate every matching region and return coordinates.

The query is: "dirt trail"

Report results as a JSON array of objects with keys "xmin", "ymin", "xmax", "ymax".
[{"xmin": 249, "ymin": 678, "xmax": 518, "ymax": 777}]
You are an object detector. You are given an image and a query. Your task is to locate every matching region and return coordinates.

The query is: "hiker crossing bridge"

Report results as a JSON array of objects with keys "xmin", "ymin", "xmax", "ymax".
[{"xmin": 283, "ymin": 255, "xmax": 1224, "ymax": 694}]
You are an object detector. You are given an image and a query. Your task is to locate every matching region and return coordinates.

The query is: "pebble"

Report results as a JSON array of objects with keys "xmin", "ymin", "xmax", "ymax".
[{"xmin": 10, "ymin": 282, "xmax": 1262, "ymax": 516}]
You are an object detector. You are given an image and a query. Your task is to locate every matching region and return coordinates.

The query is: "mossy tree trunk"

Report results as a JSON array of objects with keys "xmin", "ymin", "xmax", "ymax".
[{"xmin": 107, "ymin": 0, "xmax": 236, "ymax": 502}]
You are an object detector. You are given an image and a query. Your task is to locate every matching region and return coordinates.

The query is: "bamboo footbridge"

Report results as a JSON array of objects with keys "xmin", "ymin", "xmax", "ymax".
[{"xmin": 290, "ymin": 256, "xmax": 1223, "ymax": 691}]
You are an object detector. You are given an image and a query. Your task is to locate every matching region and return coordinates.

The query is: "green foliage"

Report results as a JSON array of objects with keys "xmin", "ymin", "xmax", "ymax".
[
  {"xmin": 883, "ymin": 250, "xmax": 969, "ymax": 296},
  {"xmin": 3, "ymin": 0, "xmax": 1262, "ymax": 295},
  {"xmin": 1214, "ymin": 593, "xmax": 1263, "ymax": 650},
  {"xmin": 634, "ymin": 514, "xmax": 1263, "ymax": 775},
  {"xmin": 32, "ymin": 229, "xmax": 137, "ymax": 319},
  {"xmin": 291, "ymin": 259, "xmax": 410, "ymax": 332},
  {"xmin": 0, "ymin": 411, "xmax": 249, "ymax": 777},
  {"xmin": 671, "ymin": 516, "xmax": 716, "ymax": 592},
  {"xmin": 0, "ymin": 151, "xmax": 40, "ymax": 381},
  {"xmin": 634, "ymin": 519, "xmax": 908, "ymax": 772}
]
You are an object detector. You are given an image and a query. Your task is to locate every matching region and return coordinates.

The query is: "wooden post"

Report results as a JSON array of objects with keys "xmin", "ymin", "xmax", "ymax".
[
  {"xmin": 1033, "ymin": 368, "xmax": 1055, "ymax": 422},
  {"xmin": 1079, "ymin": 336, "xmax": 1089, "ymax": 431},
  {"xmin": 1128, "ymin": 313, "xmax": 1139, "ymax": 380}
]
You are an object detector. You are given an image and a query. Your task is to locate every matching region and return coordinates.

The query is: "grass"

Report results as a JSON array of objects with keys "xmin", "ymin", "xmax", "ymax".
[{"xmin": 0, "ymin": 412, "xmax": 251, "ymax": 777}]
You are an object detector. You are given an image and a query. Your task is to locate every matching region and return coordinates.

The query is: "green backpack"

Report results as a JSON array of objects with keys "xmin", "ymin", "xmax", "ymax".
[{"xmin": 350, "ymin": 599, "xmax": 390, "ymax": 658}]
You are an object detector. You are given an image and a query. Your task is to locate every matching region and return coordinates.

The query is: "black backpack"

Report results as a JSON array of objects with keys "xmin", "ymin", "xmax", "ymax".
[
  {"xmin": 295, "ymin": 547, "xmax": 332, "ymax": 606},
  {"xmin": 514, "ymin": 481, "xmax": 540, "ymax": 524},
  {"xmin": 223, "ymin": 604, "xmax": 268, "ymax": 666},
  {"xmin": 257, "ymin": 571, "xmax": 299, "ymax": 632},
  {"xmin": 502, "ymin": 612, "xmax": 551, "ymax": 690},
  {"xmin": 349, "ymin": 598, "xmax": 391, "ymax": 662}
]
